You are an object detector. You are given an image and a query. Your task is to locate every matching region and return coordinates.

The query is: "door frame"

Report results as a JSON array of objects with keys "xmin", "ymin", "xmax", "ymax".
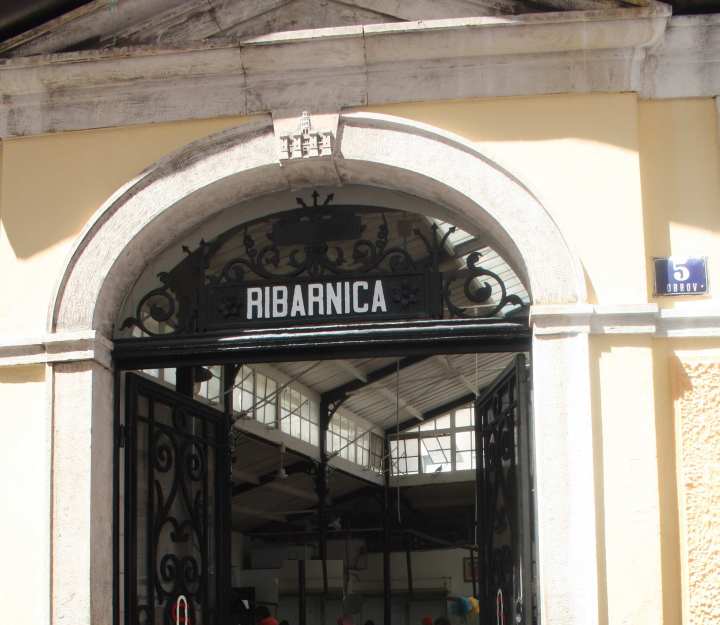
[{"xmin": 113, "ymin": 320, "xmax": 533, "ymax": 625}]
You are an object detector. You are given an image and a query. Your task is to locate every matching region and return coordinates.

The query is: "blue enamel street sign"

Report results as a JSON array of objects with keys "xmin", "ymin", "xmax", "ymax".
[{"xmin": 653, "ymin": 257, "xmax": 709, "ymax": 296}]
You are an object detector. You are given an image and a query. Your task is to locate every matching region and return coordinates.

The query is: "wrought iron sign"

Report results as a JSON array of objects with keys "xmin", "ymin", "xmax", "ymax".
[{"xmin": 122, "ymin": 192, "xmax": 525, "ymax": 337}]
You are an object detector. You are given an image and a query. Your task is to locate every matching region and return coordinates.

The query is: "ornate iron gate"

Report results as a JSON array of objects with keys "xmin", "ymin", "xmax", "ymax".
[
  {"xmin": 475, "ymin": 355, "xmax": 535, "ymax": 625},
  {"xmin": 123, "ymin": 374, "xmax": 231, "ymax": 625}
]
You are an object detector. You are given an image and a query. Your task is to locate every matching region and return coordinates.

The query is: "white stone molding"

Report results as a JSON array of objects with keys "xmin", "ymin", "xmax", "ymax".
[
  {"xmin": 532, "ymin": 303, "xmax": 720, "ymax": 337},
  {"xmin": 0, "ymin": 6, "xmax": 694, "ymax": 137},
  {"xmin": 0, "ymin": 331, "xmax": 112, "ymax": 368},
  {"xmin": 51, "ymin": 361, "xmax": 114, "ymax": 625},
  {"xmin": 532, "ymin": 330, "xmax": 599, "ymax": 625}
]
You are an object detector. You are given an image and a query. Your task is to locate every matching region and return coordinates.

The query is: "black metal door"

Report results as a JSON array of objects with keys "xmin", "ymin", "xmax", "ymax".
[
  {"xmin": 123, "ymin": 373, "xmax": 231, "ymax": 625},
  {"xmin": 475, "ymin": 355, "xmax": 534, "ymax": 625}
]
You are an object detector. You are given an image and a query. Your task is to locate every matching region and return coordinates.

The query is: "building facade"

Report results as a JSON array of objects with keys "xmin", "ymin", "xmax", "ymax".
[{"xmin": 1, "ymin": 2, "xmax": 719, "ymax": 625}]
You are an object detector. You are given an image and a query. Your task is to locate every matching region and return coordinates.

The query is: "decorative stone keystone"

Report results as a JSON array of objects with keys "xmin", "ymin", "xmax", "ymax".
[{"xmin": 279, "ymin": 111, "xmax": 334, "ymax": 160}]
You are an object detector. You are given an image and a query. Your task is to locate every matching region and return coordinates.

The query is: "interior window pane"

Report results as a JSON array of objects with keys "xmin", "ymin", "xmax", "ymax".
[
  {"xmin": 301, "ymin": 419, "xmax": 310, "ymax": 442},
  {"xmin": 241, "ymin": 390, "xmax": 254, "ymax": 414},
  {"xmin": 419, "ymin": 420, "xmax": 434, "ymax": 431},
  {"xmin": 455, "ymin": 407, "xmax": 474, "ymax": 428},
  {"xmin": 291, "ymin": 414, "xmax": 301, "ymax": 438},
  {"xmin": 421, "ymin": 435, "xmax": 451, "ymax": 473},
  {"xmin": 435, "ymin": 414, "xmax": 451, "ymax": 429},
  {"xmin": 455, "ymin": 431, "xmax": 473, "ymax": 450},
  {"xmin": 207, "ymin": 373, "xmax": 221, "ymax": 404},
  {"xmin": 405, "ymin": 438, "xmax": 419, "ymax": 456},
  {"xmin": 455, "ymin": 451, "xmax": 475, "ymax": 471}
]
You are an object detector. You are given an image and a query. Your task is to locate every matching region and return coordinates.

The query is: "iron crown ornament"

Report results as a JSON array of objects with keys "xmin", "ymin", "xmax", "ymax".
[{"xmin": 121, "ymin": 192, "xmax": 526, "ymax": 337}]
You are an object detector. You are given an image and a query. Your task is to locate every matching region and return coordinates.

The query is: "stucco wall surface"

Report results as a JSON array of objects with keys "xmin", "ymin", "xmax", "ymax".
[
  {"xmin": 591, "ymin": 336, "xmax": 670, "ymax": 625},
  {"xmin": 639, "ymin": 99, "xmax": 720, "ymax": 310},
  {"xmin": 0, "ymin": 365, "xmax": 49, "ymax": 625},
  {"xmin": 673, "ymin": 350, "xmax": 720, "ymax": 625},
  {"xmin": 363, "ymin": 94, "xmax": 647, "ymax": 305},
  {"xmin": 0, "ymin": 115, "xmax": 253, "ymax": 336}
]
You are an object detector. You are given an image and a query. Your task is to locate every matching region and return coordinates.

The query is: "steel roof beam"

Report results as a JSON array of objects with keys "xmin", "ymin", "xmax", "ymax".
[
  {"xmin": 323, "ymin": 355, "xmax": 429, "ymax": 403},
  {"xmin": 386, "ymin": 391, "xmax": 477, "ymax": 434}
]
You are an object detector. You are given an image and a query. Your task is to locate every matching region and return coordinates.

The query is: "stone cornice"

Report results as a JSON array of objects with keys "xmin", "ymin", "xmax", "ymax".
[
  {"xmin": 532, "ymin": 304, "xmax": 720, "ymax": 337},
  {"xmin": 0, "ymin": 6, "xmax": 706, "ymax": 137}
]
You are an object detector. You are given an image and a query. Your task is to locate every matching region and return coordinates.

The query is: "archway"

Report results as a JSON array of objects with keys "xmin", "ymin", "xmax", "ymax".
[{"xmin": 47, "ymin": 114, "xmax": 598, "ymax": 625}]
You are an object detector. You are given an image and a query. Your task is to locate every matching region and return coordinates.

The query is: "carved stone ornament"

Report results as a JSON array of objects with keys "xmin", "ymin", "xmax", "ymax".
[{"xmin": 279, "ymin": 111, "xmax": 334, "ymax": 160}]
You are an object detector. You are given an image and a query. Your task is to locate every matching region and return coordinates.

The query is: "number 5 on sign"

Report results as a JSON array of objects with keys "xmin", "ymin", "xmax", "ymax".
[{"xmin": 673, "ymin": 260, "xmax": 690, "ymax": 282}]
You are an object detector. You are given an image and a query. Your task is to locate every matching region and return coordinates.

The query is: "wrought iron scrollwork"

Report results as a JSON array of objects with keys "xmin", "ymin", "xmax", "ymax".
[
  {"xmin": 122, "ymin": 274, "xmax": 180, "ymax": 337},
  {"xmin": 127, "ymin": 376, "xmax": 226, "ymax": 625},
  {"xmin": 120, "ymin": 191, "xmax": 527, "ymax": 337},
  {"xmin": 444, "ymin": 251, "xmax": 524, "ymax": 318}
]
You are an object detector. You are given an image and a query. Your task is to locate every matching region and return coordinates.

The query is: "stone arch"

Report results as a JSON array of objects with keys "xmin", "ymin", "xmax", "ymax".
[{"xmin": 50, "ymin": 112, "xmax": 585, "ymax": 334}]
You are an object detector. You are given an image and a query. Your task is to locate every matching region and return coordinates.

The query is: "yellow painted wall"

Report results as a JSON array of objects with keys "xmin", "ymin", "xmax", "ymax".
[
  {"xmin": 1, "ymin": 94, "xmax": 719, "ymax": 625},
  {"xmin": 0, "ymin": 365, "xmax": 48, "ymax": 625},
  {"xmin": 0, "ymin": 115, "xmax": 254, "ymax": 336},
  {"xmin": 2, "ymin": 95, "xmax": 717, "ymax": 337},
  {"xmin": 639, "ymin": 99, "xmax": 720, "ymax": 309},
  {"xmin": 362, "ymin": 94, "xmax": 647, "ymax": 305},
  {"xmin": 589, "ymin": 336, "xmax": 685, "ymax": 625}
]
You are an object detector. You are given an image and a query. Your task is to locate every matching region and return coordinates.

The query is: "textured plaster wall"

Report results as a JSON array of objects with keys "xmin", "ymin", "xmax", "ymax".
[
  {"xmin": 672, "ymin": 348, "xmax": 720, "ymax": 625},
  {"xmin": 639, "ymin": 99, "xmax": 720, "ymax": 310},
  {"xmin": 0, "ymin": 365, "xmax": 49, "ymax": 625},
  {"xmin": 0, "ymin": 115, "xmax": 253, "ymax": 336}
]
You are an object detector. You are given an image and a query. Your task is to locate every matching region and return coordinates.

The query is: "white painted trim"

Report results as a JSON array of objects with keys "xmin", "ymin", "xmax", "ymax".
[
  {"xmin": 2, "ymin": 7, "xmax": 707, "ymax": 137},
  {"xmin": 0, "ymin": 331, "xmax": 112, "ymax": 368},
  {"xmin": 657, "ymin": 308, "xmax": 720, "ymax": 337}
]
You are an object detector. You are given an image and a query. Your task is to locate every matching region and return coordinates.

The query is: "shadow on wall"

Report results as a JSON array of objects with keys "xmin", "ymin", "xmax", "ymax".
[{"xmin": 0, "ymin": 116, "xmax": 251, "ymax": 259}]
